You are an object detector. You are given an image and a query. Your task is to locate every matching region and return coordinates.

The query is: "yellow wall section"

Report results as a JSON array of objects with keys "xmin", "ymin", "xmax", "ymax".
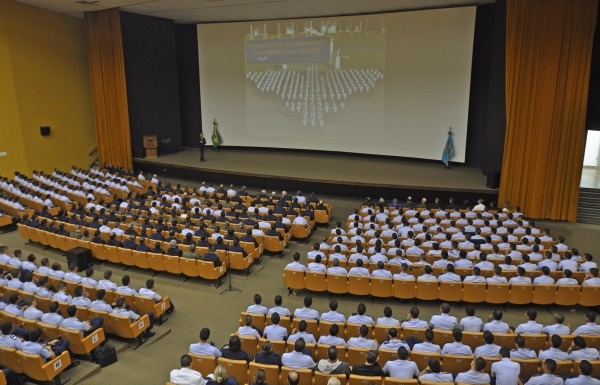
[{"xmin": 0, "ymin": 0, "xmax": 96, "ymax": 176}]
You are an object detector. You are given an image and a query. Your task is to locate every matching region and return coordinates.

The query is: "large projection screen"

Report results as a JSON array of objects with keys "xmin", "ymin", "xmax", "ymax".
[{"xmin": 198, "ymin": 7, "xmax": 476, "ymax": 162}]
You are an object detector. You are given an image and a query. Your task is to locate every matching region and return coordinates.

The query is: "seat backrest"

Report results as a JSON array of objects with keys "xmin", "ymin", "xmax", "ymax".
[
  {"xmin": 409, "ymin": 351, "xmax": 440, "ymax": 371},
  {"xmin": 18, "ymin": 350, "xmax": 71, "ymax": 382},
  {"xmin": 217, "ymin": 357, "xmax": 249, "ymax": 384},
  {"xmin": 383, "ymin": 378, "xmax": 418, "ymax": 385},
  {"xmin": 280, "ymin": 366, "xmax": 312, "ymax": 385},
  {"xmin": 188, "ymin": 353, "xmax": 217, "ymax": 376},
  {"xmin": 461, "ymin": 282, "xmax": 487, "ymax": 303},
  {"xmin": 415, "ymin": 280, "xmax": 439, "ymax": 300},
  {"xmin": 485, "ymin": 283, "xmax": 511, "ymax": 304},
  {"xmin": 326, "ymin": 274, "xmax": 348, "ymax": 294},
  {"xmin": 440, "ymin": 354, "xmax": 471, "ymax": 373},
  {"xmin": 348, "ymin": 275, "xmax": 370, "ymax": 296},
  {"xmin": 283, "ymin": 270, "xmax": 305, "ymax": 290},
  {"xmin": 313, "ymin": 371, "xmax": 347, "ymax": 385},
  {"xmin": 511, "ymin": 358, "xmax": 539, "ymax": 380},
  {"xmin": 305, "ymin": 272, "xmax": 326, "ymax": 292},
  {"xmin": 393, "ymin": 280, "xmax": 415, "ymax": 299},
  {"xmin": 248, "ymin": 362, "xmax": 280, "ymax": 385},
  {"xmin": 346, "ymin": 347, "xmax": 370, "ymax": 366},
  {"xmin": 508, "ymin": 284, "xmax": 533, "ymax": 305},
  {"xmin": 0, "ymin": 347, "xmax": 22, "ymax": 374},
  {"xmin": 531, "ymin": 284, "xmax": 558, "ymax": 305},
  {"xmin": 348, "ymin": 374, "xmax": 383, "ymax": 385}
]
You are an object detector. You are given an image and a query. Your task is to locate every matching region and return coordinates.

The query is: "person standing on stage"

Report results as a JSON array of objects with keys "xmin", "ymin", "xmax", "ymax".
[{"xmin": 199, "ymin": 133, "xmax": 207, "ymax": 162}]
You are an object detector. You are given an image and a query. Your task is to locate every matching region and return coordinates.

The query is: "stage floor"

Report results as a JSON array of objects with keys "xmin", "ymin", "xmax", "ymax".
[{"xmin": 135, "ymin": 148, "xmax": 493, "ymax": 193}]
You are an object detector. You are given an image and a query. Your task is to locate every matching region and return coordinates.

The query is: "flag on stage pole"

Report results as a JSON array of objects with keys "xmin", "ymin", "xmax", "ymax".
[
  {"xmin": 442, "ymin": 128, "xmax": 455, "ymax": 167},
  {"xmin": 212, "ymin": 118, "xmax": 223, "ymax": 149}
]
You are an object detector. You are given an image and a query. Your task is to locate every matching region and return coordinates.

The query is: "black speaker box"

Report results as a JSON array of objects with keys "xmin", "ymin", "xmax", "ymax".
[
  {"xmin": 40, "ymin": 126, "xmax": 51, "ymax": 136},
  {"xmin": 66, "ymin": 247, "xmax": 93, "ymax": 271},
  {"xmin": 486, "ymin": 171, "xmax": 501, "ymax": 189}
]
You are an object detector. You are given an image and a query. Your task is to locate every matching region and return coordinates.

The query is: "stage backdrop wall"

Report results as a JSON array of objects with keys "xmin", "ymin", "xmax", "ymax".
[
  {"xmin": 586, "ymin": 4, "xmax": 600, "ymax": 131},
  {"xmin": 197, "ymin": 7, "xmax": 476, "ymax": 162},
  {"xmin": 120, "ymin": 11, "xmax": 182, "ymax": 156}
]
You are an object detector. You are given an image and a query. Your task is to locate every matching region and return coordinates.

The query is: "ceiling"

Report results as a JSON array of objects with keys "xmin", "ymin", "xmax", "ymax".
[{"xmin": 14, "ymin": 0, "xmax": 495, "ymax": 24}]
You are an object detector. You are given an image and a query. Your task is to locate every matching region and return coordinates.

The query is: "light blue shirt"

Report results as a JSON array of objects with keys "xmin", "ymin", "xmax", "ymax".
[{"xmin": 281, "ymin": 351, "xmax": 316, "ymax": 369}]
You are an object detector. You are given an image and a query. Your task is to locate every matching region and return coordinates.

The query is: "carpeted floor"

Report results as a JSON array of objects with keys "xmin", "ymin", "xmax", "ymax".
[{"xmin": 2, "ymin": 183, "xmax": 599, "ymax": 384}]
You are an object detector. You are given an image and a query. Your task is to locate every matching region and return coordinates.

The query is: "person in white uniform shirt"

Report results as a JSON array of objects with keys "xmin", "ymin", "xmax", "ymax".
[
  {"xmin": 533, "ymin": 266, "xmax": 555, "ymax": 285},
  {"xmin": 170, "ymin": 354, "xmax": 206, "ymax": 385},
  {"xmin": 429, "ymin": 303, "xmax": 458, "ymax": 331},
  {"xmin": 474, "ymin": 331, "xmax": 501, "ymax": 357},
  {"xmin": 583, "ymin": 268, "xmax": 600, "ymax": 286},
  {"xmin": 418, "ymin": 359, "xmax": 453, "ymax": 383},
  {"xmin": 511, "ymin": 335, "xmax": 537, "ymax": 360},
  {"xmin": 454, "ymin": 357, "xmax": 491, "ymax": 385},
  {"xmin": 370, "ymin": 262, "xmax": 392, "ymax": 278},
  {"xmin": 307, "ymin": 255, "xmax": 327, "ymax": 273},
  {"xmin": 574, "ymin": 312, "xmax": 600, "ymax": 335},
  {"xmin": 382, "ymin": 346, "xmax": 418, "ymax": 379},
  {"xmin": 347, "ymin": 325, "xmax": 378, "ymax": 349},
  {"xmin": 509, "ymin": 267, "xmax": 533, "ymax": 285},
  {"xmin": 281, "ymin": 338, "xmax": 316, "ymax": 369},
  {"xmin": 483, "ymin": 310, "xmax": 511, "ymax": 334},
  {"xmin": 567, "ymin": 336, "xmax": 600, "ymax": 361},
  {"xmin": 267, "ymin": 295, "xmax": 291, "ymax": 317},
  {"xmin": 514, "ymin": 309, "xmax": 544, "ymax": 334},
  {"xmin": 378, "ymin": 328, "xmax": 410, "ymax": 352},
  {"xmin": 579, "ymin": 253, "xmax": 597, "ymax": 272},
  {"xmin": 417, "ymin": 265, "xmax": 437, "ymax": 282},
  {"xmin": 237, "ymin": 314, "xmax": 261, "ymax": 339},
  {"xmin": 320, "ymin": 299, "xmax": 346, "ymax": 323},
  {"xmin": 348, "ymin": 259, "xmax": 370, "ymax": 277},
  {"xmin": 327, "ymin": 259, "xmax": 347, "ymax": 276},
  {"xmin": 348, "ymin": 303, "xmax": 374, "ymax": 326},
  {"xmin": 566, "ymin": 360, "xmax": 600, "ymax": 385},
  {"xmin": 317, "ymin": 324, "xmax": 347, "ymax": 348},
  {"xmin": 524, "ymin": 359, "xmax": 564, "ymax": 385},
  {"xmin": 459, "ymin": 305, "xmax": 483, "ymax": 332},
  {"xmin": 437, "ymin": 264, "xmax": 461, "ymax": 282},
  {"xmin": 293, "ymin": 296, "xmax": 319, "ymax": 320},
  {"xmin": 392, "ymin": 263, "xmax": 415, "ymax": 282},
  {"xmin": 556, "ymin": 269, "xmax": 579, "ymax": 286},
  {"xmin": 543, "ymin": 313, "xmax": 571, "ymax": 336},
  {"xmin": 539, "ymin": 335, "xmax": 569, "ymax": 362},
  {"xmin": 491, "ymin": 347, "xmax": 521, "ymax": 385},
  {"xmin": 463, "ymin": 267, "xmax": 486, "ymax": 283},
  {"xmin": 440, "ymin": 329, "xmax": 473, "ymax": 357},
  {"xmin": 401, "ymin": 306, "xmax": 429, "ymax": 329},
  {"xmin": 411, "ymin": 329, "xmax": 441, "ymax": 353},
  {"xmin": 287, "ymin": 320, "xmax": 317, "ymax": 344},
  {"xmin": 247, "ymin": 294, "xmax": 268, "ymax": 315},
  {"xmin": 263, "ymin": 313, "xmax": 288, "ymax": 341},
  {"xmin": 487, "ymin": 266, "xmax": 509, "ymax": 284},
  {"xmin": 189, "ymin": 328, "xmax": 222, "ymax": 357},
  {"xmin": 285, "ymin": 252, "xmax": 307, "ymax": 272},
  {"xmin": 376, "ymin": 306, "xmax": 400, "ymax": 327}
]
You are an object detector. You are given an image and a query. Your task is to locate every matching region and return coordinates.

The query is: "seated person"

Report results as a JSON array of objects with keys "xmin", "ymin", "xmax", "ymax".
[
  {"xmin": 568, "ymin": 335, "xmax": 600, "ymax": 361},
  {"xmin": 515, "ymin": 309, "xmax": 544, "ymax": 334},
  {"xmin": 351, "ymin": 349, "xmax": 384, "ymax": 377},
  {"xmin": 382, "ymin": 345, "xmax": 418, "ymax": 379},
  {"xmin": 348, "ymin": 325, "xmax": 377, "ymax": 349},
  {"xmin": 254, "ymin": 340, "xmax": 281, "ymax": 367},
  {"xmin": 320, "ymin": 299, "xmax": 346, "ymax": 323},
  {"xmin": 62, "ymin": 305, "xmax": 104, "ymax": 336},
  {"xmin": 401, "ymin": 306, "xmax": 429, "ymax": 329},
  {"xmin": 454, "ymin": 357, "xmax": 491, "ymax": 384},
  {"xmin": 484, "ymin": 309, "xmax": 511, "ymax": 334},
  {"xmin": 170, "ymin": 354, "xmax": 204, "ymax": 385},
  {"xmin": 440, "ymin": 328, "xmax": 473, "ymax": 357},
  {"xmin": 220, "ymin": 335, "xmax": 252, "ymax": 362},
  {"xmin": 474, "ymin": 330, "xmax": 501, "ymax": 357},
  {"xmin": 247, "ymin": 294, "xmax": 268, "ymax": 315},
  {"xmin": 510, "ymin": 335, "xmax": 537, "ymax": 360},
  {"xmin": 189, "ymin": 327, "xmax": 222, "ymax": 357},
  {"xmin": 429, "ymin": 303, "xmax": 458, "ymax": 331},
  {"xmin": 281, "ymin": 338, "xmax": 316, "ymax": 369},
  {"xmin": 565, "ymin": 360, "xmax": 600, "ymax": 385},
  {"xmin": 459, "ymin": 305, "xmax": 483, "ymax": 332},
  {"xmin": 348, "ymin": 303, "xmax": 374, "ymax": 326},
  {"xmin": 263, "ymin": 313, "xmax": 287, "ymax": 341},
  {"xmin": 317, "ymin": 323, "xmax": 347, "ymax": 348},
  {"xmin": 22, "ymin": 328, "xmax": 71, "ymax": 362},
  {"xmin": 378, "ymin": 328, "xmax": 409, "ymax": 352},
  {"xmin": 411, "ymin": 328, "xmax": 442, "ymax": 353},
  {"xmin": 418, "ymin": 359, "xmax": 453, "ymax": 383},
  {"xmin": 316, "ymin": 345, "xmax": 350, "ymax": 376},
  {"xmin": 524, "ymin": 358, "xmax": 564, "ymax": 385},
  {"xmin": 376, "ymin": 306, "xmax": 400, "ymax": 327},
  {"xmin": 206, "ymin": 365, "xmax": 240, "ymax": 385},
  {"xmin": 287, "ymin": 320, "xmax": 317, "ymax": 344}
]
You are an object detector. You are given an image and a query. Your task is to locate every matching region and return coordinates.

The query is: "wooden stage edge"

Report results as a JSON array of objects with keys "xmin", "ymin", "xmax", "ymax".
[{"xmin": 133, "ymin": 150, "xmax": 499, "ymax": 204}]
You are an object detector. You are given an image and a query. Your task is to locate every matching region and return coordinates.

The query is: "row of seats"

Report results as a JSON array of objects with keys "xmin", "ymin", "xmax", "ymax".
[
  {"xmin": 185, "ymin": 351, "xmax": 600, "ymax": 385},
  {"xmin": 283, "ymin": 270, "xmax": 600, "ymax": 306},
  {"xmin": 17, "ymin": 225, "xmax": 228, "ymax": 285},
  {"xmin": 236, "ymin": 312, "xmax": 600, "ymax": 350}
]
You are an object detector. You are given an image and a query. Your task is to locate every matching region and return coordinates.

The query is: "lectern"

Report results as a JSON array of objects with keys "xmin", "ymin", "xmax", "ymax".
[{"xmin": 143, "ymin": 135, "xmax": 158, "ymax": 158}]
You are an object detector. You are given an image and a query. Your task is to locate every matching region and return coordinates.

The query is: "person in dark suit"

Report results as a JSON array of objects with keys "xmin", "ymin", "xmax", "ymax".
[
  {"xmin": 199, "ymin": 133, "xmax": 207, "ymax": 162},
  {"xmin": 106, "ymin": 233, "xmax": 122, "ymax": 247},
  {"xmin": 136, "ymin": 238, "xmax": 151, "ymax": 252},
  {"xmin": 203, "ymin": 246, "xmax": 222, "ymax": 267},
  {"xmin": 254, "ymin": 340, "xmax": 282, "ymax": 367},
  {"xmin": 150, "ymin": 242, "xmax": 164, "ymax": 254},
  {"xmin": 351, "ymin": 350, "xmax": 384, "ymax": 377}
]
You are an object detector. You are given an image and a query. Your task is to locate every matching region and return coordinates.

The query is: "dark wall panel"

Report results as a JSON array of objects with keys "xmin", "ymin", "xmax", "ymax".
[
  {"xmin": 465, "ymin": 0, "xmax": 506, "ymax": 174},
  {"xmin": 586, "ymin": 4, "xmax": 600, "ymax": 131},
  {"xmin": 120, "ymin": 11, "xmax": 182, "ymax": 155},
  {"xmin": 175, "ymin": 24, "xmax": 202, "ymax": 147}
]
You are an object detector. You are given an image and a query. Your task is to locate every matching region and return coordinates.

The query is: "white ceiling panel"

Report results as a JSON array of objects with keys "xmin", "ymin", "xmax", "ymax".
[{"xmin": 14, "ymin": 0, "xmax": 495, "ymax": 23}]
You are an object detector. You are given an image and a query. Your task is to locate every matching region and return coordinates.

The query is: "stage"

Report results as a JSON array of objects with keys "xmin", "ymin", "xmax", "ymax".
[{"xmin": 134, "ymin": 147, "xmax": 499, "ymax": 203}]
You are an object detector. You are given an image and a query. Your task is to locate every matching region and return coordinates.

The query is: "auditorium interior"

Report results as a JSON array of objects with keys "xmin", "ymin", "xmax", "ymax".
[{"xmin": 1, "ymin": 0, "xmax": 600, "ymax": 384}]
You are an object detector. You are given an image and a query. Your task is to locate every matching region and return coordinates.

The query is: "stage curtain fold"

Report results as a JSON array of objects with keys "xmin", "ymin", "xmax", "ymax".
[
  {"xmin": 500, "ymin": 0, "xmax": 597, "ymax": 221},
  {"xmin": 84, "ymin": 8, "xmax": 132, "ymax": 170}
]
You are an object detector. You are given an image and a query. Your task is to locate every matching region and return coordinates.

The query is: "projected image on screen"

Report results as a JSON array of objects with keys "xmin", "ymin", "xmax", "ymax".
[
  {"xmin": 198, "ymin": 7, "xmax": 475, "ymax": 161},
  {"xmin": 244, "ymin": 18, "xmax": 385, "ymax": 137}
]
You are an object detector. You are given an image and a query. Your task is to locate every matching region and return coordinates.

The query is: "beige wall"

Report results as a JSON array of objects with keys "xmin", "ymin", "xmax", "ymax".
[{"xmin": 0, "ymin": 0, "xmax": 96, "ymax": 176}]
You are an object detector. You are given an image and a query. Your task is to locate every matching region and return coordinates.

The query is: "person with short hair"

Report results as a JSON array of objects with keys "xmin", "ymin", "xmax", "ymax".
[
  {"xmin": 474, "ymin": 331, "xmax": 501, "ymax": 357},
  {"xmin": 348, "ymin": 303, "xmax": 374, "ymax": 326},
  {"xmin": 543, "ymin": 313, "xmax": 571, "ymax": 336},
  {"xmin": 316, "ymin": 345, "xmax": 350, "ymax": 375},
  {"xmin": 268, "ymin": 295, "xmax": 291, "ymax": 317},
  {"xmin": 287, "ymin": 320, "xmax": 317, "ymax": 344},
  {"xmin": 293, "ymin": 296, "xmax": 319, "ymax": 320},
  {"xmin": 401, "ymin": 306, "xmax": 429, "ymax": 329},
  {"xmin": 565, "ymin": 360, "xmax": 600, "ymax": 385},
  {"xmin": 247, "ymin": 294, "xmax": 268, "ymax": 315},
  {"xmin": 429, "ymin": 303, "xmax": 457, "ymax": 331},
  {"xmin": 376, "ymin": 306, "xmax": 400, "ymax": 327},
  {"xmin": 62, "ymin": 305, "xmax": 104, "ymax": 336},
  {"xmin": 524, "ymin": 359, "xmax": 564, "ymax": 385},
  {"xmin": 459, "ymin": 305, "xmax": 483, "ymax": 332},
  {"xmin": 351, "ymin": 350, "xmax": 384, "ymax": 377},
  {"xmin": 411, "ymin": 329, "xmax": 442, "ymax": 353},
  {"xmin": 382, "ymin": 346, "xmax": 418, "ymax": 379},
  {"xmin": 418, "ymin": 359, "xmax": 453, "ymax": 383},
  {"xmin": 237, "ymin": 314, "xmax": 261, "ymax": 338},
  {"xmin": 511, "ymin": 335, "xmax": 537, "ymax": 359},
  {"xmin": 320, "ymin": 299, "xmax": 346, "ymax": 323},
  {"xmin": 281, "ymin": 338, "xmax": 316, "ymax": 369},
  {"xmin": 455, "ymin": 357, "xmax": 491, "ymax": 384},
  {"xmin": 22, "ymin": 328, "xmax": 71, "ymax": 362},
  {"xmin": 263, "ymin": 313, "xmax": 287, "ymax": 341},
  {"xmin": 539, "ymin": 335, "xmax": 569, "ymax": 362},
  {"xmin": 190, "ymin": 328, "xmax": 222, "ymax": 357},
  {"xmin": 515, "ymin": 309, "xmax": 544, "ymax": 334},
  {"xmin": 170, "ymin": 354, "xmax": 206, "ymax": 385},
  {"xmin": 567, "ymin": 336, "xmax": 600, "ymax": 361},
  {"xmin": 573, "ymin": 312, "xmax": 600, "ymax": 335},
  {"xmin": 440, "ymin": 329, "xmax": 473, "ymax": 357},
  {"xmin": 347, "ymin": 325, "xmax": 378, "ymax": 349},
  {"xmin": 317, "ymin": 323, "xmax": 347, "ymax": 348},
  {"xmin": 491, "ymin": 347, "xmax": 521, "ymax": 385}
]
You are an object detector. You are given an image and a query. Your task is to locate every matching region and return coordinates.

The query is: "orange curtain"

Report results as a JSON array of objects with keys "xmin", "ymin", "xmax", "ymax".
[
  {"xmin": 500, "ymin": 0, "xmax": 597, "ymax": 221},
  {"xmin": 84, "ymin": 8, "xmax": 132, "ymax": 170}
]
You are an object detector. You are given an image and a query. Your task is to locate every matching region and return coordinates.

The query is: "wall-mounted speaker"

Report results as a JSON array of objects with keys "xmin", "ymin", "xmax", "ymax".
[
  {"xmin": 40, "ymin": 126, "xmax": 51, "ymax": 136},
  {"xmin": 486, "ymin": 171, "xmax": 501, "ymax": 189}
]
